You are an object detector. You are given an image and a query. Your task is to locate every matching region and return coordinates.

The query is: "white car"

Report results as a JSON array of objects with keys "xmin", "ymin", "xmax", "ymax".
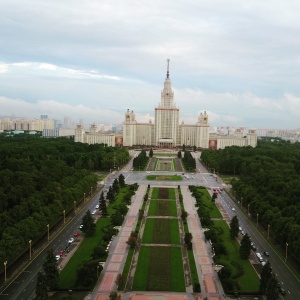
[
  {"xmin": 68, "ymin": 238, "xmax": 74, "ymax": 244},
  {"xmin": 91, "ymin": 210, "xmax": 97, "ymax": 215},
  {"xmin": 231, "ymin": 208, "xmax": 236, "ymax": 211},
  {"xmin": 55, "ymin": 255, "xmax": 60, "ymax": 261},
  {"xmin": 95, "ymin": 204, "xmax": 99, "ymax": 209}
]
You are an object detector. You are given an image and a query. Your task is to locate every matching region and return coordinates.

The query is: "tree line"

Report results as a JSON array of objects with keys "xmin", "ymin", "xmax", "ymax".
[
  {"xmin": 0, "ymin": 135, "xmax": 130, "ymax": 270},
  {"xmin": 201, "ymin": 139, "xmax": 300, "ymax": 264}
]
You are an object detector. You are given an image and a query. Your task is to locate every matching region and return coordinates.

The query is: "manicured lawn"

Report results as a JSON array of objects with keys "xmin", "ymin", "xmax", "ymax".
[
  {"xmin": 146, "ymin": 175, "xmax": 182, "ymax": 181},
  {"xmin": 132, "ymin": 246, "xmax": 185, "ymax": 292},
  {"xmin": 151, "ymin": 187, "xmax": 159, "ymax": 199},
  {"xmin": 213, "ymin": 220, "xmax": 260, "ymax": 293},
  {"xmin": 59, "ymin": 218, "xmax": 111, "ymax": 289},
  {"xmin": 168, "ymin": 188, "xmax": 176, "ymax": 199},
  {"xmin": 107, "ymin": 186, "xmax": 131, "ymax": 215},
  {"xmin": 195, "ymin": 187, "xmax": 222, "ymax": 218},
  {"xmin": 148, "ymin": 200, "xmax": 177, "ymax": 217},
  {"xmin": 173, "ymin": 159, "xmax": 177, "ymax": 171},
  {"xmin": 142, "ymin": 218, "xmax": 180, "ymax": 244}
]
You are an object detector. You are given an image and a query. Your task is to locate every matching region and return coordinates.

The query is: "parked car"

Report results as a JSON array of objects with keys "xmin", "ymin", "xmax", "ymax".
[
  {"xmin": 73, "ymin": 232, "xmax": 79, "ymax": 237},
  {"xmin": 278, "ymin": 286, "xmax": 286, "ymax": 295},
  {"xmin": 79, "ymin": 224, "xmax": 83, "ymax": 230},
  {"xmin": 91, "ymin": 210, "xmax": 97, "ymax": 215},
  {"xmin": 95, "ymin": 204, "xmax": 99, "ymax": 209},
  {"xmin": 68, "ymin": 237, "xmax": 74, "ymax": 244},
  {"xmin": 264, "ymin": 251, "xmax": 270, "ymax": 257},
  {"xmin": 55, "ymin": 255, "xmax": 60, "ymax": 261},
  {"xmin": 59, "ymin": 250, "xmax": 64, "ymax": 256},
  {"xmin": 232, "ymin": 207, "xmax": 236, "ymax": 211}
]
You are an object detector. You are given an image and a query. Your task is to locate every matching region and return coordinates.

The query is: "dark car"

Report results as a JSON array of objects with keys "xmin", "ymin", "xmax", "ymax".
[
  {"xmin": 278, "ymin": 287, "xmax": 286, "ymax": 295},
  {"xmin": 264, "ymin": 251, "xmax": 270, "ymax": 257}
]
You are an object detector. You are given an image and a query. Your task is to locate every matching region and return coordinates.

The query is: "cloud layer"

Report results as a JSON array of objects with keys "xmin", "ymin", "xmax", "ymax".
[{"xmin": 1, "ymin": 0, "xmax": 300, "ymax": 129}]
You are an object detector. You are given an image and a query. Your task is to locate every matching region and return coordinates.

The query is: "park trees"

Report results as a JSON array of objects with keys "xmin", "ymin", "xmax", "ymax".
[
  {"xmin": 81, "ymin": 210, "xmax": 96, "ymax": 237},
  {"xmin": 42, "ymin": 249, "xmax": 59, "ymax": 291},
  {"xmin": 229, "ymin": 216, "xmax": 240, "ymax": 239},
  {"xmin": 99, "ymin": 191, "xmax": 107, "ymax": 216},
  {"xmin": 149, "ymin": 148, "xmax": 153, "ymax": 158},
  {"xmin": 239, "ymin": 233, "xmax": 251, "ymax": 259},
  {"xmin": 260, "ymin": 261, "xmax": 273, "ymax": 293},
  {"xmin": 35, "ymin": 271, "xmax": 48, "ymax": 299},
  {"xmin": 118, "ymin": 174, "xmax": 125, "ymax": 188},
  {"xmin": 265, "ymin": 273, "xmax": 280, "ymax": 300}
]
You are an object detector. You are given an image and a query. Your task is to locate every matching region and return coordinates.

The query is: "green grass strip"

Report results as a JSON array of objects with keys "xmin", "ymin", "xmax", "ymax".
[
  {"xmin": 146, "ymin": 175, "xmax": 182, "ymax": 181},
  {"xmin": 195, "ymin": 187, "xmax": 222, "ymax": 218},
  {"xmin": 169, "ymin": 188, "xmax": 176, "ymax": 199},
  {"xmin": 151, "ymin": 187, "xmax": 159, "ymax": 199},
  {"xmin": 59, "ymin": 218, "xmax": 111, "ymax": 289},
  {"xmin": 118, "ymin": 247, "xmax": 134, "ymax": 291},
  {"xmin": 132, "ymin": 247, "xmax": 151, "ymax": 290},
  {"xmin": 188, "ymin": 249, "xmax": 200, "ymax": 289},
  {"xmin": 213, "ymin": 220, "xmax": 260, "ymax": 293},
  {"xmin": 170, "ymin": 247, "xmax": 186, "ymax": 292}
]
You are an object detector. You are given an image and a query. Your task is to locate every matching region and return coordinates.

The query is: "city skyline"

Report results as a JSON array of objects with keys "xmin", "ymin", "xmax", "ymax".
[{"xmin": 1, "ymin": 1, "xmax": 300, "ymax": 129}]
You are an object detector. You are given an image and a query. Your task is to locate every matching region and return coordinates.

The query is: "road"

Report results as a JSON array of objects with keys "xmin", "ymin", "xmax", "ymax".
[{"xmin": 0, "ymin": 190, "xmax": 103, "ymax": 300}]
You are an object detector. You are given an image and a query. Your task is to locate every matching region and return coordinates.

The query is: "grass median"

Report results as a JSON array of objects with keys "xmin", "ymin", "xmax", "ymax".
[{"xmin": 59, "ymin": 218, "xmax": 111, "ymax": 289}]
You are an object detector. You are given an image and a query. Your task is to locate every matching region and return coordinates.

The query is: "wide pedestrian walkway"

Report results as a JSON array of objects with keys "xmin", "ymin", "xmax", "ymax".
[
  {"xmin": 181, "ymin": 186, "xmax": 225, "ymax": 300},
  {"xmin": 91, "ymin": 184, "xmax": 147, "ymax": 300}
]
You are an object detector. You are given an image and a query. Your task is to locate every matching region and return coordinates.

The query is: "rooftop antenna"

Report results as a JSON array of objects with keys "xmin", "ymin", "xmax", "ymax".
[{"xmin": 166, "ymin": 58, "xmax": 170, "ymax": 78}]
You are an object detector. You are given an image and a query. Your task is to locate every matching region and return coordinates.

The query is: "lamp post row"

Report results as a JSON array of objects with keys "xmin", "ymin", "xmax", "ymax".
[{"xmin": 5, "ymin": 188, "xmax": 94, "ymax": 282}]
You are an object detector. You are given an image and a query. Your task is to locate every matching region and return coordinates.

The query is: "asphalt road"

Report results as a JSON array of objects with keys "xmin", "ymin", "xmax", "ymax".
[{"xmin": 0, "ymin": 190, "xmax": 103, "ymax": 300}]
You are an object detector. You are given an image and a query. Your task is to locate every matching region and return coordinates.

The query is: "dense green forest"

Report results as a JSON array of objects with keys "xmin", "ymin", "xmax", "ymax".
[
  {"xmin": 0, "ymin": 135, "xmax": 130, "ymax": 268},
  {"xmin": 201, "ymin": 139, "xmax": 300, "ymax": 263}
]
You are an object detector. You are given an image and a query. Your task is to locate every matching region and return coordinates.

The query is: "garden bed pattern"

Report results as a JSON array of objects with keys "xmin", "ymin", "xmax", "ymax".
[{"xmin": 132, "ymin": 187, "xmax": 185, "ymax": 292}]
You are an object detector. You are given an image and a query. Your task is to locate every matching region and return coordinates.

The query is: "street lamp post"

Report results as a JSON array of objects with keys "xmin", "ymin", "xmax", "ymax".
[
  {"xmin": 74, "ymin": 201, "xmax": 76, "ymax": 214},
  {"xmin": 4, "ymin": 261, "xmax": 7, "ymax": 282},
  {"xmin": 63, "ymin": 210, "xmax": 66, "ymax": 225},
  {"xmin": 29, "ymin": 240, "xmax": 32, "ymax": 261},
  {"xmin": 285, "ymin": 243, "xmax": 288, "ymax": 262},
  {"xmin": 90, "ymin": 186, "xmax": 93, "ymax": 196},
  {"xmin": 241, "ymin": 197, "xmax": 243, "ymax": 210},
  {"xmin": 268, "ymin": 224, "xmax": 270, "ymax": 240},
  {"xmin": 47, "ymin": 224, "xmax": 50, "ymax": 242},
  {"xmin": 256, "ymin": 213, "xmax": 259, "ymax": 227},
  {"xmin": 83, "ymin": 192, "xmax": 86, "ymax": 204}
]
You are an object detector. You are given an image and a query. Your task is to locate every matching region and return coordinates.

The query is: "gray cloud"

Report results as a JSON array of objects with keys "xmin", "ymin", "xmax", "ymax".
[{"xmin": 0, "ymin": 0, "xmax": 300, "ymax": 129}]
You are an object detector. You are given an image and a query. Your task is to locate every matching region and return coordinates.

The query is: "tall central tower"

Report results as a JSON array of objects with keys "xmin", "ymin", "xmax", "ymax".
[{"xmin": 154, "ymin": 59, "xmax": 180, "ymax": 148}]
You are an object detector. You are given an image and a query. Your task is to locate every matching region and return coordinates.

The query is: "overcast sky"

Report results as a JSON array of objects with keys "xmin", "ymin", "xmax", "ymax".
[{"xmin": 1, "ymin": 1, "xmax": 300, "ymax": 129}]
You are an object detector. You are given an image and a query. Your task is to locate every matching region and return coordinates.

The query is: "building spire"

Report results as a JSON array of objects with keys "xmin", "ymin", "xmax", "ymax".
[{"xmin": 166, "ymin": 58, "xmax": 170, "ymax": 78}]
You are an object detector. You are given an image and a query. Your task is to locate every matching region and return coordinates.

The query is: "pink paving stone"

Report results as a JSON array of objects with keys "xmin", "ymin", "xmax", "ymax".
[
  {"xmin": 207, "ymin": 296, "xmax": 221, "ymax": 300},
  {"xmin": 120, "ymin": 231, "xmax": 132, "ymax": 237},
  {"xmin": 123, "ymin": 226, "xmax": 134, "ymax": 232},
  {"xmin": 99, "ymin": 272, "xmax": 118, "ymax": 291},
  {"xmin": 96, "ymin": 295, "xmax": 109, "ymax": 300},
  {"xmin": 201, "ymin": 265, "xmax": 213, "ymax": 274},
  {"xmin": 130, "ymin": 294, "xmax": 188, "ymax": 300},
  {"xmin": 125, "ymin": 217, "xmax": 135, "ymax": 226},
  {"xmin": 199, "ymin": 257, "xmax": 210, "ymax": 264},
  {"xmin": 106, "ymin": 262, "xmax": 121, "ymax": 271},
  {"xmin": 111, "ymin": 254, "xmax": 123, "ymax": 262},
  {"xmin": 203, "ymin": 275, "xmax": 217, "ymax": 293}
]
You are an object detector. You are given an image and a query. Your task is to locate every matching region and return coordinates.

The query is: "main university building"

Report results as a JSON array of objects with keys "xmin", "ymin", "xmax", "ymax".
[{"xmin": 75, "ymin": 61, "xmax": 257, "ymax": 150}]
